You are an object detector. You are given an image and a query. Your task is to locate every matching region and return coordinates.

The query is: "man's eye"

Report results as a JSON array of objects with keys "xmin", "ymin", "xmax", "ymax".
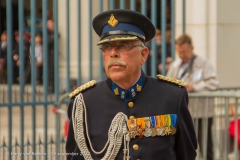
[
  {"xmin": 102, "ymin": 44, "xmax": 111, "ymax": 49},
  {"xmin": 117, "ymin": 43, "xmax": 126, "ymax": 49}
]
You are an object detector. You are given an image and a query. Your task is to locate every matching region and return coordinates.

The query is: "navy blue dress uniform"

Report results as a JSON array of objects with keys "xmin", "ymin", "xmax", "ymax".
[{"xmin": 66, "ymin": 9, "xmax": 197, "ymax": 160}]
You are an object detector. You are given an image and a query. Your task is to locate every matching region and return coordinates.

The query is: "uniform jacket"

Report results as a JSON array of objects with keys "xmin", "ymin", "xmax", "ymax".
[
  {"xmin": 167, "ymin": 55, "xmax": 219, "ymax": 118},
  {"xmin": 66, "ymin": 72, "xmax": 197, "ymax": 160}
]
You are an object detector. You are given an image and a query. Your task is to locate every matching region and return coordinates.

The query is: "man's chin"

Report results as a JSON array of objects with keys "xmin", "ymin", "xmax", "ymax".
[{"xmin": 107, "ymin": 72, "xmax": 125, "ymax": 82}]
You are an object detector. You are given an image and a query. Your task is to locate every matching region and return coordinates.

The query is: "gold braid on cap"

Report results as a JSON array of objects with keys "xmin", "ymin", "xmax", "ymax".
[
  {"xmin": 156, "ymin": 74, "xmax": 186, "ymax": 87},
  {"xmin": 69, "ymin": 80, "xmax": 97, "ymax": 98}
]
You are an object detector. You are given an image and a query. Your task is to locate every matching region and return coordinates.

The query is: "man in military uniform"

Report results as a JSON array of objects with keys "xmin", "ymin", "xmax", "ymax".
[{"xmin": 66, "ymin": 9, "xmax": 197, "ymax": 160}]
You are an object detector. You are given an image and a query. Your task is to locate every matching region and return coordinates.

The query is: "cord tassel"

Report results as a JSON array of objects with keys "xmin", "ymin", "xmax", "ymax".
[{"xmin": 72, "ymin": 93, "xmax": 130, "ymax": 160}]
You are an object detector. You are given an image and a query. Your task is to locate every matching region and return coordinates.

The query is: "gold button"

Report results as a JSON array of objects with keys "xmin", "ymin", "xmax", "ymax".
[
  {"xmin": 129, "ymin": 116, "xmax": 135, "ymax": 119},
  {"xmin": 128, "ymin": 102, "xmax": 134, "ymax": 108},
  {"xmin": 133, "ymin": 144, "xmax": 139, "ymax": 150}
]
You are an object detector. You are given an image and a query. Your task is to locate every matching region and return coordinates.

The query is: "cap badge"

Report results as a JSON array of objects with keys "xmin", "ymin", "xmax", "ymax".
[{"xmin": 108, "ymin": 14, "xmax": 118, "ymax": 28}]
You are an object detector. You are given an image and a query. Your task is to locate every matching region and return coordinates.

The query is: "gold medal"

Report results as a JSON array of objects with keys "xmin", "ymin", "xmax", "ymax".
[
  {"xmin": 165, "ymin": 126, "xmax": 172, "ymax": 135},
  {"xmin": 151, "ymin": 128, "xmax": 157, "ymax": 137},
  {"xmin": 137, "ymin": 118, "xmax": 145, "ymax": 138},
  {"xmin": 130, "ymin": 131, "xmax": 137, "ymax": 138},
  {"xmin": 150, "ymin": 116, "xmax": 157, "ymax": 137},
  {"xmin": 170, "ymin": 126, "xmax": 176, "ymax": 135},
  {"xmin": 128, "ymin": 117, "xmax": 138, "ymax": 138}
]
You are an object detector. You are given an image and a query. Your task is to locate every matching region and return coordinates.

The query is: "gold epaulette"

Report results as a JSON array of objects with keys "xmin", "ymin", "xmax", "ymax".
[
  {"xmin": 69, "ymin": 80, "xmax": 97, "ymax": 98},
  {"xmin": 156, "ymin": 74, "xmax": 186, "ymax": 87}
]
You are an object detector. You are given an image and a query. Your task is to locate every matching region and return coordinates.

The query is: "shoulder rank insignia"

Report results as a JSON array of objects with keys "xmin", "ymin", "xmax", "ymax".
[
  {"xmin": 69, "ymin": 80, "xmax": 96, "ymax": 98},
  {"xmin": 156, "ymin": 74, "xmax": 186, "ymax": 87}
]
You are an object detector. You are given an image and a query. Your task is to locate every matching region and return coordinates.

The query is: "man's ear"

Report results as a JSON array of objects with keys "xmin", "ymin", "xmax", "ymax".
[{"xmin": 140, "ymin": 47, "xmax": 149, "ymax": 65}]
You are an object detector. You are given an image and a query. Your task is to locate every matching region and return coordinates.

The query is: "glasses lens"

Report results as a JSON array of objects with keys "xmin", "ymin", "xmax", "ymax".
[
  {"xmin": 116, "ymin": 43, "xmax": 127, "ymax": 52},
  {"xmin": 100, "ymin": 44, "xmax": 111, "ymax": 52}
]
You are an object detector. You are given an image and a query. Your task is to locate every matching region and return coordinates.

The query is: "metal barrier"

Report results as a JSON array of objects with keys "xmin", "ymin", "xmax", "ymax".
[
  {"xmin": 189, "ymin": 91, "xmax": 240, "ymax": 160},
  {"xmin": 52, "ymin": 91, "xmax": 240, "ymax": 160}
]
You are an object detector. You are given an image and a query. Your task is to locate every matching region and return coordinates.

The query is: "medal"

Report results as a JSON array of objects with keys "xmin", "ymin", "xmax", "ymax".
[
  {"xmin": 144, "ymin": 128, "xmax": 152, "ymax": 137},
  {"xmin": 150, "ymin": 116, "xmax": 157, "ymax": 137},
  {"xmin": 170, "ymin": 126, "xmax": 176, "ymax": 135},
  {"xmin": 151, "ymin": 128, "xmax": 157, "ymax": 137},
  {"xmin": 170, "ymin": 114, "xmax": 177, "ymax": 135},
  {"xmin": 130, "ymin": 130, "xmax": 137, "ymax": 138},
  {"xmin": 128, "ymin": 117, "xmax": 137, "ymax": 138},
  {"xmin": 144, "ymin": 117, "xmax": 152, "ymax": 137},
  {"xmin": 165, "ymin": 126, "xmax": 172, "ymax": 135},
  {"xmin": 137, "ymin": 118, "xmax": 145, "ymax": 138},
  {"xmin": 137, "ymin": 125, "xmax": 145, "ymax": 138},
  {"xmin": 157, "ymin": 127, "xmax": 166, "ymax": 136}
]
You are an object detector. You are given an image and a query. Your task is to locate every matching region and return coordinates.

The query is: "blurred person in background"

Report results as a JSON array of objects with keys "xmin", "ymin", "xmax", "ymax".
[
  {"xmin": 47, "ymin": 19, "xmax": 57, "ymax": 92},
  {"xmin": 0, "ymin": 31, "xmax": 7, "ymax": 84},
  {"xmin": 30, "ymin": 33, "xmax": 43, "ymax": 85},
  {"xmin": 12, "ymin": 31, "xmax": 31, "ymax": 84},
  {"xmin": 167, "ymin": 33, "xmax": 219, "ymax": 160},
  {"xmin": 146, "ymin": 29, "xmax": 172, "ymax": 76}
]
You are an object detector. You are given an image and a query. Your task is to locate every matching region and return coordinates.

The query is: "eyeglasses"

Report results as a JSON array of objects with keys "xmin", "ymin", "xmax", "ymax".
[{"xmin": 100, "ymin": 43, "xmax": 143, "ymax": 53}]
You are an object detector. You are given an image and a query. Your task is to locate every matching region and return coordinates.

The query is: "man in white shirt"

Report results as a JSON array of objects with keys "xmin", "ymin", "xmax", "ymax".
[{"xmin": 167, "ymin": 34, "xmax": 219, "ymax": 160}]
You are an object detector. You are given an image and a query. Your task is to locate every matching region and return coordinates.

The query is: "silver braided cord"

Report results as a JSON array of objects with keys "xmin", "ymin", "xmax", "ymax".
[
  {"xmin": 72, "ymin": 93, "xmax": 130, "ymax": 160},
  {"xmin": 72, "ymin": 94, "xmax": 93, "ymax": 160}
]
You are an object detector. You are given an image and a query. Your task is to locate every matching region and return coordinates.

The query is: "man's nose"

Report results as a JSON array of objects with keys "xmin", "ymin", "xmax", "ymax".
[{"xmin": 110, "ymin": 46, "xmax": 119, "ymax": 58}]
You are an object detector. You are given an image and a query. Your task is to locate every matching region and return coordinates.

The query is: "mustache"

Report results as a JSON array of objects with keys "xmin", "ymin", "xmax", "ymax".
[{"xmin": 107, "ymin": 59, "xmax": 126, "ymax": 68}]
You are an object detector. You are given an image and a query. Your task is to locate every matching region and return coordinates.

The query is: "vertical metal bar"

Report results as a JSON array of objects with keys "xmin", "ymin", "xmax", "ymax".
[
  {"xmin": 234, "ymin": 97, "xmax": 239, "ymax": 160},
  {"xmin": 89, "ymin": 0, "xmax": 93, "ymax": 81},
  {"xmin": 224, "ymin": 98, "xmax": 229, "ymax": 160},
  {"xmin": 171, "ymin": 0, "xmax": 175, "ymax": 60},
  {"xmin": 120, "ymin": 0, "xmax": 125, "ymax": 9},
  {"xmin": 151, "ymin": 0, "xmax": 157, "ymax": 76},
  {"xmin": 161, "ymin": 0, "xmax": 167, "ymax": 76},
  {"xmin": 6, "ymin": 0, "xmax": 13, "ymax": 159},
  {"xmin": 42, "ymin": 0, "xmax": 48, "ymax": 159},
  {"xmin": 130, "ymin": 0, "xmax": 136, "ymax": 10},
  {"xmin": 77, "ymin": 0, "xmax": 82, "ymax": 85},
  {"xmin": 141, "ymin": 0, "xmax": 147, "ymax": 73},
  {"xmin": 66, "ymin": 0, "xmax": 70, "ymax": 93},
  {"xmin": 54, "ymin": 1, "xmax": 59, "ymax": 98},
  {"xmin": 203, "ymin": 98, "xmax": 209, "ymax": 160},
  {"xmin": 30, "ymin": 0, "xmax": 36, "ymax": 159},
  {"xmin": 54, "ymin": 0, "xmax": 60, "ymax": 156},
  {"xmin": 182, "ymin": 0, "xmax": 186, "ymax": 33},
  {"xmin": 18, "ymin": 0, "xmax": 25, "ymax": 159},
  {"xmin": 214, "ymin": 98, "xmax": 220, "ymax": 160},
  {"xmin": 99, "ymin": 0, "xmax": 104, "ymax": 81},
  {"xmin": 110, "ymin": 0, "xmax": 115, "ymax": 10}
]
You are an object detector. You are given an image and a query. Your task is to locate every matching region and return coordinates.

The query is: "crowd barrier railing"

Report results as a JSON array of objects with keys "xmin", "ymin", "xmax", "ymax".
[{"xmin": 189, "ymin": 91, "xmax": 240, "ymax": 160}]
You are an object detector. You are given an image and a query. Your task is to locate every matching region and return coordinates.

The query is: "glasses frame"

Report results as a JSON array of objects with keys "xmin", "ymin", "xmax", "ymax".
[{"xmin": 100, "ymin": 43, "xmax": 143, "ymax": 54}]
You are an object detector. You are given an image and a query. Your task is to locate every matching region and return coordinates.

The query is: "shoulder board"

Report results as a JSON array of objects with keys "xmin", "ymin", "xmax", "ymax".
[
  {"xmin": 156, "ymin": 74, "xmax": 186, "ymax": 87},
  {"xmin": 69, "ymin": 80, "xmax": 97, "ymax": 98}
]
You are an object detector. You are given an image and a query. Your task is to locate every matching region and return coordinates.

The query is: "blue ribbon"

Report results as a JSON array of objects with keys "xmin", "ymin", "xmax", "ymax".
[
  {"xmin": 150, "ymin": 116, "xmax": 156, "ymax": 128},
  {"xmin": 170, "ymin": 114, "xmax": 177, "ymax": 127}
]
